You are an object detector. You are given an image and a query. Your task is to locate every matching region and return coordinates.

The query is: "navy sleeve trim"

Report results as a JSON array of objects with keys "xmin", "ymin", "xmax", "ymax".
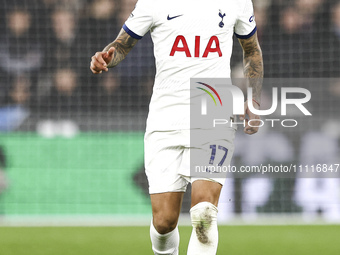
[
  {"xmin": 123, "ymin": 24, "xmax": 143, "ymax": 40},
  {"xmin": 234, "ymin": 26, "xmax": 257, "ymax": 39}
]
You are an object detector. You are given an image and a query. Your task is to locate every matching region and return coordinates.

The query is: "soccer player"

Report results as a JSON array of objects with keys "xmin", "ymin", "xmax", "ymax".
[{"xmin": 90, "ymin": 0, "xmax": 263, "ymax": 254}]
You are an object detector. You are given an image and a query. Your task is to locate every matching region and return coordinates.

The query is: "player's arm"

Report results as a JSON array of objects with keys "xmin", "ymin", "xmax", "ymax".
[
  {"xmin": 239, "ymin": 31, "xmax": 263, "ymax": 100},
  {"xmin": 90, "ymin": 28, "xmax": 139, "ymax": 74},
  {"xmin": 238, "ymin": 32, "xmax": 263, "ymax": 134}
]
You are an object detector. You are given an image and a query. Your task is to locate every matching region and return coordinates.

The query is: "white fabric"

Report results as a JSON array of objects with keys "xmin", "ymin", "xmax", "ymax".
[
  {"xmin": 124, "ymin": 0, "xmax": 256, "ymax": 131},
  {"xmin": 234, "ymin": 0, "xmax": 256, "ymax": 36},
  {"xmin": 188, "ymin": 202, "xmax": 219, "ymax": 255},
  {"xmin": 145, "ymin": 129, "xmax": 235, "ymax": 194},
  {"xmin": 150, "ymin": 221, "xmax": 179, "ymax": 255}
]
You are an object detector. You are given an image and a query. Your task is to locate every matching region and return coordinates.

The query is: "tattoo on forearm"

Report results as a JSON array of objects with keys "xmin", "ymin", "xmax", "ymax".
[
  {"xmin": 239, "ymin": 33, "xmax": 263, "ymax": 103},
  {"xmin": 103, "ymin": 29, "xmax": 139, "ymax": 68}
]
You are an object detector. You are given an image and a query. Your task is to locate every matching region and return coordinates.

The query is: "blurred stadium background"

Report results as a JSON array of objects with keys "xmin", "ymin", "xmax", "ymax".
[{"xmin": 0, "ymin": 0, "xmax": 340, "ymax": 254}]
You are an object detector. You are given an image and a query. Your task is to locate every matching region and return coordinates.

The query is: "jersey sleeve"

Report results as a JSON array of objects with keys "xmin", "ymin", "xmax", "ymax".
[
  {"xmin": 234, "ymin": 0, "xmax": 257, "ymax": 39},
  {"xmin": 123, "ymin": 0, "xmax": 154, "ymax": 40}
]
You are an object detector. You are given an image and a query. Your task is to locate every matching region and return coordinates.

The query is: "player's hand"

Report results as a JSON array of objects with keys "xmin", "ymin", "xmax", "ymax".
[
  {"xmin": 239, "ymin": 100, "xmax": 261, "ymax": 135},
  {"xmin": 90, "ymin": 47, "xmax": 115, "ymax": 74}
]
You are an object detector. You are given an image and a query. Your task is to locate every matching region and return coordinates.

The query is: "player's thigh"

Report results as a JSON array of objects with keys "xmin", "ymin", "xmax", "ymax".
[
  {"xmin": 151, "ymin": 192, "xmax": 184, "ymax": 230},
  {"xmin": 191, "ymin": 180, "xmax": 223, "ymax": 208}
]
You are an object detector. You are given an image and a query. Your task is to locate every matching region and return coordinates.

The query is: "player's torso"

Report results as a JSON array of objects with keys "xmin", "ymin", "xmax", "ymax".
[
  {"xmin": 150, "ymin": 0, "xmax": 241, "ymax": 79},
  {"xmin": 144, "ymin": 0, "xmax": 245, "ymax": 131}
]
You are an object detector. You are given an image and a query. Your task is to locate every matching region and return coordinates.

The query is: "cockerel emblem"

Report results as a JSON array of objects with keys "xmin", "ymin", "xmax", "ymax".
[{"xmin": 219, "ymin": 10, "xmax": 226, "ymax": 28}]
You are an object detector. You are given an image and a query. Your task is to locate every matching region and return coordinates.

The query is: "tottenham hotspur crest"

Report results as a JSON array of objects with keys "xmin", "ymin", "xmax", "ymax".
[{"xmin": 219, "ymin": 10, "xmax": 226, "ymax": 28}]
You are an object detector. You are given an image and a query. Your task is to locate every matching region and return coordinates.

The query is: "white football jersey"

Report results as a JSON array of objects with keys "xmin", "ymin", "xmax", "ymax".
[{"xmin": 124, "ymin": 0, "xmax": 257, "ymax": 131}]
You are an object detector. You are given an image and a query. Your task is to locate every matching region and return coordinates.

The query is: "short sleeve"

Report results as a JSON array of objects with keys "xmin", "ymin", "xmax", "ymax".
[
  {"xmin": 123, "ymin": 0, "xmax": 154, "ymax": 40},
  {"xmin": 234, "ymin": 0, "xmax": 257, "ymax": 39}
]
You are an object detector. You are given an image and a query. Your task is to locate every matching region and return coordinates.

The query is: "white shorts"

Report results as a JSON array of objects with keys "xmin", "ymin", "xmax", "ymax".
[{"xmin": 144, "ymin": 129, "xmax": 235, "ymax": 194}]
